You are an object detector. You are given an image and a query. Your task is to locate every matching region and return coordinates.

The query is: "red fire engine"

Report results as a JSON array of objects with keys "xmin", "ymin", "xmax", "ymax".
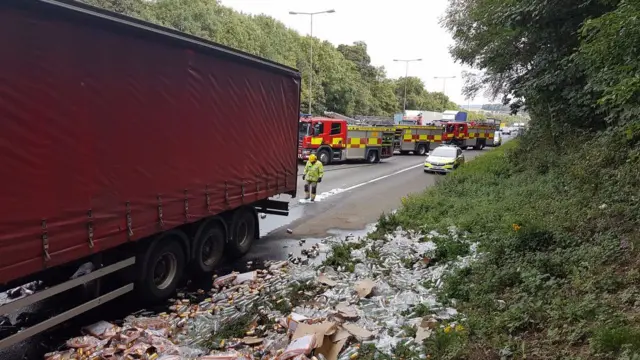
[
  {"xmin": 298, "ymin": 116, "xmax": 395, "ymax": 165},
  {"xmin": 444, "ymin": 121, "xmax": 496, "ymax": 150}
]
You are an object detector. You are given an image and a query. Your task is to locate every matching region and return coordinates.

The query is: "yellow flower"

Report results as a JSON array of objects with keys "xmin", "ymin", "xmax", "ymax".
[
  {"xmin": 455, "ymin": 324, "xmax": 465, "ymax": 332},
  {"xmin": 443, "ymin": 325, "xmax": 452, "ymax": 334},
  {"xmin": 512, "ymin": 224, "xmax": 521, "ymax": 232}
]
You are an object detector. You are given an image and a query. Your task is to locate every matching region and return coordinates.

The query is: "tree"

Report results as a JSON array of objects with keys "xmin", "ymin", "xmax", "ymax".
[
  {"xmin": 393, "ymin": 77, "xmax": 458, "ymax": 112},
  {"xmin": 442, "ymin": 0, "xmax": 617, "ymax": 133},
  {"xmin": 579, "ymin": 0, "xmax": 640, "ymax": 124},
  {"xmin": 80, "ymin": 0, "xmax": 454, "ymax": 117}
]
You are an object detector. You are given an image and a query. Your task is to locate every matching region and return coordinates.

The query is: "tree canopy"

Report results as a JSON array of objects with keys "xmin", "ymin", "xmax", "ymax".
[
  {"xmin": 82, "ymin": 0, "xmax": 460, "ymax": 117},
  {"xmin": 442, "ymin": 0, "xmax": 640, "ymax": 134}
]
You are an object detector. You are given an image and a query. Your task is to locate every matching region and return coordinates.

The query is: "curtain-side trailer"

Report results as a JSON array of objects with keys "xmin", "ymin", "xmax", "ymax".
[{"xmin": 0, "ymin": 0, "xmax": 300, "ymax": 348}]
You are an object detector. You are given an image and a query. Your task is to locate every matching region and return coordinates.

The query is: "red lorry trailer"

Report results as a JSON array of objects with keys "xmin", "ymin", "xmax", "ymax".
[{"xmin": 0, "ymin": 0, "xmax": 300, "ymax": 348}]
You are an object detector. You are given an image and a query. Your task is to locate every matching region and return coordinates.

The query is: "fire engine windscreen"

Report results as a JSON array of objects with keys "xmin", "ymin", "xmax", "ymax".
[{"xmin": 299, "ymin": 122, "xmax": 311, "ymax": 137}]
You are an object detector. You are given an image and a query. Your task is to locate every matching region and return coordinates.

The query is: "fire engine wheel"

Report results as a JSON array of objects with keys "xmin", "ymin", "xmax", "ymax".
[
  {"xmin": 317, "ymin": 150, "xmax": 331, "ymax": 165},
  {"xmin": 366, "ymin": 150, "xmax": 379, "ymax": 163},
  {"xmin": 227, "ymin": 207, "xmax": 257, "ymax": 258},
  {"xmin": 416, "ymin": 144, "xmax": 428, "ymax": 156}
]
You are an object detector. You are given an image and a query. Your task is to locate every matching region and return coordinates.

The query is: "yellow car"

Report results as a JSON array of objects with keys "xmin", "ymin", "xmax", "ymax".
[{"xmin": 424, "ymin": 145, "xmax": 465, "ymax": 173}]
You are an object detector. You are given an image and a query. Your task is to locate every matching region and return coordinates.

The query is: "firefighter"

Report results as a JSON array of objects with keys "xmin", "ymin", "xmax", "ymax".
[{"xmin": 302, "ymin": 154, "xmax": 324, "ymax": 201}]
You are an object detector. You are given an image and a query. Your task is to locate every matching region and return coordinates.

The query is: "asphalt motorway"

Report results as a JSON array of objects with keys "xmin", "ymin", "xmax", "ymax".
[{"xmin": 247, "ymin": 140, "xmax": 510, "ymax": 261}]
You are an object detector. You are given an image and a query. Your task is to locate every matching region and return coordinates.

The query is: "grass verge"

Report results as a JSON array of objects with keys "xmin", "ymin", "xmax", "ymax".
[{"xmin": 374, "ymin": 126, "xmax": 640, "ymax": 359}]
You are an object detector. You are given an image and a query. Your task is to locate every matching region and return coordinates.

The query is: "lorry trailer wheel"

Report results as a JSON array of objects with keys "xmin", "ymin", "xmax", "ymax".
[
  {"xmin": 227, "ymin": 208, "xmax": 257, "ymax": 258},
  {"xmin": 139, "ymin": 240, "xmax": 185, "ymax": 301},
  {"xmin": 192, "ymin": 223, "xmax": 225, "ymax": 273}
]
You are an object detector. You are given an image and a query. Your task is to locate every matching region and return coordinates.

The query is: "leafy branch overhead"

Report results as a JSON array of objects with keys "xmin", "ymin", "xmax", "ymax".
[
  {"xmin": 442, "ymin": 0, "xmax": 638, "ymax": 128},
  {"xmin": 82, "ymin": 0, "xmax": 459, "ymax": 116}
]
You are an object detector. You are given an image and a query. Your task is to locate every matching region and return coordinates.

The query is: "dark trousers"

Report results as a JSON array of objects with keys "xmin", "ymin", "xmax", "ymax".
[{"xmin": 304, "ymin": 181, "xmax": 318, "ymax": 200}]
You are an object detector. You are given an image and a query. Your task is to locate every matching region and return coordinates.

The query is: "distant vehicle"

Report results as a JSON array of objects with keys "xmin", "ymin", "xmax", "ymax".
[
  {"xmin": 491, "ymin": 131, "xmax": 502, "ymax": 146},
  {"xmin": 424, "ymin": 145, "xmax": 465, "ymax": 173},
  {"xmin": 444, "ymin": 122, "xmax": 497, "ymax": 150},
  {"xmin": 502, "ymin": 127, "xmax": 512, "ymax": 135}
]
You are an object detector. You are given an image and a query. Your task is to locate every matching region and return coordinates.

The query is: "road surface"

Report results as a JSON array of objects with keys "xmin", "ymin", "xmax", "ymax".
[{"xmin": 249, "ymin": 145, "xmax": 499, "ymax": 260}]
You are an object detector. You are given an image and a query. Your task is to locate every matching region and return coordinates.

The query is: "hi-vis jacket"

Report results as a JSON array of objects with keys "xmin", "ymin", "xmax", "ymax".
[{"xmin": 304, "ymin": 161, "xmax": 324, "ymax": 182}]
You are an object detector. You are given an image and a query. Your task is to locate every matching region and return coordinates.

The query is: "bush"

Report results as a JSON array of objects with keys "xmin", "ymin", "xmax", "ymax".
[{"xmin": 385, "ymin": 130, "xmax": 640, "ymax": 358}]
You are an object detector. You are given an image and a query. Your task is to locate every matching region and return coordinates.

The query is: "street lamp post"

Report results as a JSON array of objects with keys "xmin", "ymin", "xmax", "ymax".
[
  {"xmin": 433, "ymin": 75, "xmax": 456, "ymax": 110},
  {"xmin": 393, "ymin": 58, "xmax": 422, "ymax": 112},
  {"xmin": 289, "ymin": 9, "xmax": 335, "ymax": 114}
]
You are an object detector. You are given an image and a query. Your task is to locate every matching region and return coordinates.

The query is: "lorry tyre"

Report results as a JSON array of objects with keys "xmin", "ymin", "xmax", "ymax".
[
  {"xmin": 227, "ymin": 208, "xmax": 257, "ymax": 258},
  {"xmin": 416, "ymin": 144, "xmax": 427, "ymax": 156},
  {"xmin": 317, "ymin": 149, "xmax": 331, "ymax": 165},
  {"xmin": 191, "ymin": 222, "xmax": 225, "ymax": 273},
  {"xmin": 139, "ymin": 239, "xmax": 185, "ymax": 301},
  {"xmin": 366, "ymin": 150, "xmax": 379, "ymax": 163}
]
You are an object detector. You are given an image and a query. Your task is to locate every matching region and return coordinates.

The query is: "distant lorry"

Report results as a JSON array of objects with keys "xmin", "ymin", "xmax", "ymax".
[
  {"xmin": 0, "ymin": 0, "xmax": 300, "ymax": 348},
  {"xmin": 298, "ymin": 116, "xmax": 395, "ymax": 164}
]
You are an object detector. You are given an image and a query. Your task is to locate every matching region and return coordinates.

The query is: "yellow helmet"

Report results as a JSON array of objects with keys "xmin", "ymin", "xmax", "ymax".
[{"xmin": 309, "ymin": 154, "xmax": 317, "ymax": 162}]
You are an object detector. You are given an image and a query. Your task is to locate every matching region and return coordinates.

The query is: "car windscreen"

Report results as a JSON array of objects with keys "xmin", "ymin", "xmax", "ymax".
[{"xmin": 431, "ymin": 147, "xmax": 457, "ymax": 158}]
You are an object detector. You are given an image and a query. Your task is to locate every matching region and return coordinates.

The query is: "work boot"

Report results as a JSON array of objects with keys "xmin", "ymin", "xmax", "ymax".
[{"xmin": 304, "ymin": 192, "xmax": 310, "ymax": 200}]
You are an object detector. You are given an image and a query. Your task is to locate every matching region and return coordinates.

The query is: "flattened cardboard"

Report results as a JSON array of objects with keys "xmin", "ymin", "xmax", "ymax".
[
  {"xmin": 291, "ymin": 321, "xmax": 336, "ymax": 348},
  {"xmin": 353, "ymin": 279, "xmax": 375, "ymax": 298},
  {"xmin": 331, "ymin": 327, "xmax": 352, "ymax": 342},
  {"xmin": 335, "ymin": 303, "xmax": 358, "ymax": 320},
  {"xmin": 341, "ymin": 323, "xmax": 375, "ymax": 340},
  {"xmin": 317, "ymin": 274, "xmax": 337, "ymax": 287},
  {"xmin": 316, "ymin": 338, "xmax": 348, "ymax": 360}
]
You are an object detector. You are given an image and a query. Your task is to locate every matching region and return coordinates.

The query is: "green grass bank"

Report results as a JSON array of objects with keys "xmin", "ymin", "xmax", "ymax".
[{"xmin": 374, "ymin": 126, "xmax": 640, "ymax": 359}]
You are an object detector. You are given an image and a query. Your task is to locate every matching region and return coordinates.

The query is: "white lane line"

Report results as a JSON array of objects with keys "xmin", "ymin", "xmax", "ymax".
[
  {"xmin": 296, "ymin": 162, "xmax": 424, "ymax": 204},
  {"xmin": 341, "ymin": 162, "xmax": 423, "ymax": 192}
]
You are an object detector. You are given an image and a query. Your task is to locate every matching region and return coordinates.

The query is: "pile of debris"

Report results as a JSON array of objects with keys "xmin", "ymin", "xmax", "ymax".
[{"xmin": 44, "ymin": 227, "xmax": 474, "ymax": 360}]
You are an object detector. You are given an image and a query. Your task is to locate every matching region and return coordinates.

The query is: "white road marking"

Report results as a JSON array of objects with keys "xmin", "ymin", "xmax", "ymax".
[
  {"xmin": 341, "ymin": 162, "xmax": 424, "ymax": 192},
  {"xmin": 295, "ymin": 162, "xmax": 424, "ymax": 204}
]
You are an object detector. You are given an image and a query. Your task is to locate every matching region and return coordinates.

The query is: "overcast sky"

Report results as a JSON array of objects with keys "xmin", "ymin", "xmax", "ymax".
[{"xmin": 220, "ymin": 0, "xmax": 490, "ymax": 105}]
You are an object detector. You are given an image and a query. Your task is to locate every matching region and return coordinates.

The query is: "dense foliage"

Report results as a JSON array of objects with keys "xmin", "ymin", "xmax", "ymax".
[
  {"xmin": 82, "ymin": 0, "xmax": 459, "ymax": 116},
  {"xmin": 372, "ymin": 0, "xmax": 640, "ymax": 358},
  {"xmin": 381, "ymin": 134, "xmax": 639, "ymax": 358}
]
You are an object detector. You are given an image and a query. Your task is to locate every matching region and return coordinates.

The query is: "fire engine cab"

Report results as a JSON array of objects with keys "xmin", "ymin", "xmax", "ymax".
[
  {"xmin": 444, "ymin": 121, "xmax": 496, "ymax": 150},
  {"xmin": 298, "ymin": 116, "xmax": 395, "ymax": 165}
]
